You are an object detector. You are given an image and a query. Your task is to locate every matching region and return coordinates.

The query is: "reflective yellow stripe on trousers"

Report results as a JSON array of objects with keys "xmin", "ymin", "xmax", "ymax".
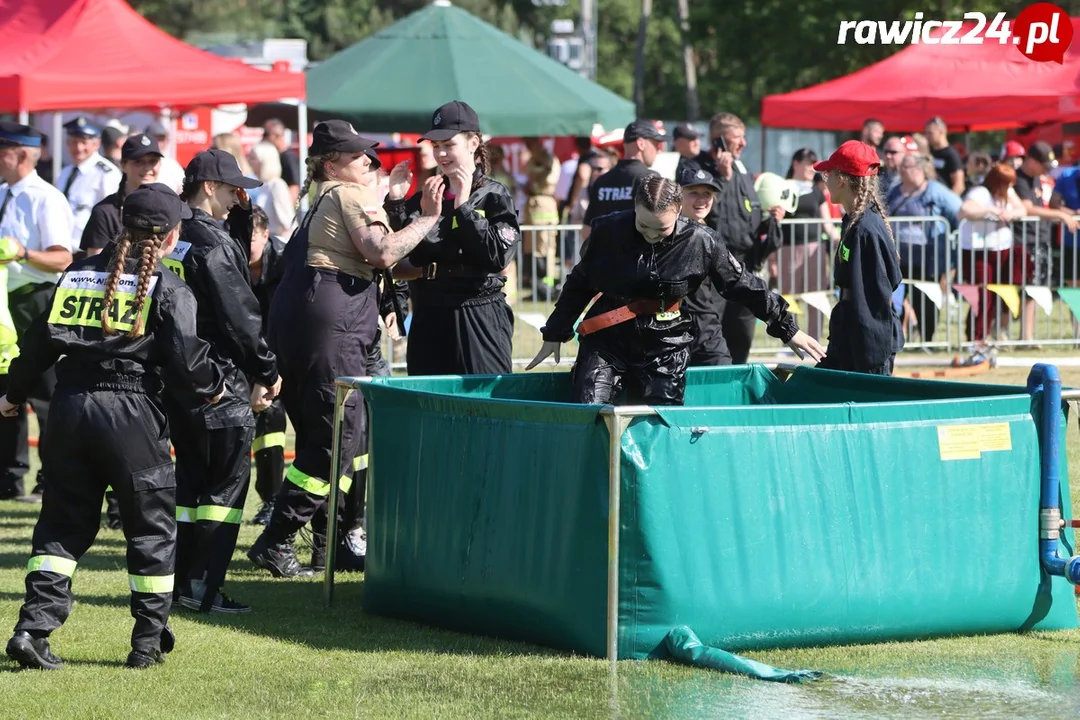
[
  {"xmin": 196, "ymin": 505, "xmax": 243, "ymax": 524},
  {"xmin": 252, "ymin": 432, "xmax": 286, "ymax": 453},
  {"xmin": 285, "ymin": 457, "xmax": 366, "ymax": 498},
  {"xmin": 176, "ymin": 506, "xmax": 197, "ymax": 523},
  {"xmin": 27, "ymin": 555, "xmax": 77, "ymax": 577},
  {"xmin": 129, "ymin": 574, "xmax": 174, "ymax": 593}
]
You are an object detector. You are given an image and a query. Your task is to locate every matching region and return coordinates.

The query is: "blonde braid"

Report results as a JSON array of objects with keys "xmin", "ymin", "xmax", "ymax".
[
  {"xmin": 102, "ymin": 230, "xmax": 134, "ymax": 336},
  {"xmin": 128, "ymin": 233, "xmax": 165, "ymax": 338},
  {"xmin": 840, "ymin": 172, "xmax": 900, "ymax": 260},
  {"xmin": 296, "ymin": 151, "xmax": 342, "ymax": 214}
]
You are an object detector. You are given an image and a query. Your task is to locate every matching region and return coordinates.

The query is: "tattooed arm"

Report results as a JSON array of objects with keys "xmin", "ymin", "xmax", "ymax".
[{"xmin": 351, "ymin": 217, "xmax": 440, "ymax": 270}]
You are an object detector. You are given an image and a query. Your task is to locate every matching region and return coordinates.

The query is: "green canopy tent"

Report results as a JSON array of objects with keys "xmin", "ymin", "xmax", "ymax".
[{"xmin": 306, "ymin": 0, "xmax": 635, "ymax": 137}]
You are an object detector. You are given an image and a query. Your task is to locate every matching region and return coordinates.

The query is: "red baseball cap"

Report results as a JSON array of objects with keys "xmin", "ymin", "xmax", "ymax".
[
  {"xmin": 900, "ymin": 135, "xmax": 919, "ymax": 152},
  {"xmin": 1001, "ymin": 140, "xmax": 1026, "ymax": 159},
  {"xmin": 813, "ymin": 140, "xmax": 881, "ymax": 177}
]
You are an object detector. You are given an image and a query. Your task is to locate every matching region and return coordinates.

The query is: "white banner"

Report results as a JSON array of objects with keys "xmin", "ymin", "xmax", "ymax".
[
  {"xmin": 800, "ymin": 291, "xmax": 834, "ymax": 319},
  {"xmin": 1026, "ymin": 286, "xmax": 1054, "ymax": 316},
  {"xmin": 910, "ymin": 281, "xmax": 944, "ymax": 309}
]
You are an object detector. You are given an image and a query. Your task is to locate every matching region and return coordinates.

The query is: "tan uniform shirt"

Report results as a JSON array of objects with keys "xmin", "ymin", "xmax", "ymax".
[{"xmin": 307, "ymin": 181, "xmax": 389, "ymax": 281}]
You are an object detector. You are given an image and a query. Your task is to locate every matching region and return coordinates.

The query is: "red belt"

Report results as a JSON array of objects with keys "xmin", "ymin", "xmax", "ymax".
[{"xmin": 576, "ymin": 297, "xmax": 682, "ymax": 336}]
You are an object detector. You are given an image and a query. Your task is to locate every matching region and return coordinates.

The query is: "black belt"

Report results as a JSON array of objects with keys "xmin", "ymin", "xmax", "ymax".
[{"xmin": 420, "ymin": 262, "xmax": 499, "ymax": 280}]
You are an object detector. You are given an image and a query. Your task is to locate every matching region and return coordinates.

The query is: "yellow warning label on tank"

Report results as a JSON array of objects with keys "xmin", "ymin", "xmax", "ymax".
[{"xmin": 937, "ymin": 423, "xmax": 1012, "ymax": 461}]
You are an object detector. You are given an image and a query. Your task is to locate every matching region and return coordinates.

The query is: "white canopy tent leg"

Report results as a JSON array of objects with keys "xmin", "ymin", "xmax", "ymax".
[
  {"xmin": 297, "ymin": 100, "xmax": 309, "ymax": 215},
  {"xmin": 52, "ymin": 114, "xmax": 62, "ymax": 185}
]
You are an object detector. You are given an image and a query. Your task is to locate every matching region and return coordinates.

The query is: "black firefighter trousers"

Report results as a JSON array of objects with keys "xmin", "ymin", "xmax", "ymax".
[
  {"xmin": 167, "ymin": 390, "xmax": 254, "ymax": 609},
  {"xmin": 265, "ymin": 268, "xmax": 377, "ymax": 546},
  {"xmin": 15, "ymin": 388, "xmax": 175, "ymax": 653},
  {"xmin": 253, "ymin": 398, "xmax": 286, "ymax": 505}
]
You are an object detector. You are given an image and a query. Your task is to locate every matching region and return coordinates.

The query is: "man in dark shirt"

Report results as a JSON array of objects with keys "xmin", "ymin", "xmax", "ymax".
[
  {"xmin": 924, "ymin": 117, "xmax": 965, "ymax": 195},
  {"xmin": 580, "ymin": 119, "xmax": 664, "ymax": 242},
  {"xmin": 1013, "ymin": 142, "xmax": 1078, "ymax": 284}
]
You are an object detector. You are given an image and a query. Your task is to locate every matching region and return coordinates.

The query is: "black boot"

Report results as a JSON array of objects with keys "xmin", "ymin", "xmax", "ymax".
[
  {"xmin": 6, "ymin": 631, "xmax": 63, "ymax": 670},
  {"xmin": 309, "ymin": 531, "xmax": 326, "ymax": 573},
  {"xmin": 248, "ymin": 532, "xmax": 315, "ymax": 578},
  {"xmin": 125, "ymin": 649, "xmax": 165, "ymax": 669},
  {"xmin": 251, "ymin": 501, "xmax": 274, "ymax": 526}
]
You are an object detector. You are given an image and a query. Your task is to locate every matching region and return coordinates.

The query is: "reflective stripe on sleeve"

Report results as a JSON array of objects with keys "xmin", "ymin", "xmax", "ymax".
[
  {"xmin": 176, "ymin": 506, "xmax": 197, "ymax": 523},
  {"xmin": 353, "ymin": 454, "xmax": 368, "ymax": 472}
]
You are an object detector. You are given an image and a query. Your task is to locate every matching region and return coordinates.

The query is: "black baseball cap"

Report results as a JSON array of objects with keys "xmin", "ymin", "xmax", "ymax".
[
  {"xmin": 624, "ymin": 119, "xmax": 665, "ymax": 143},
  {"xmin": 421, "ymin": 101, "xmax": 481, "ymax": 142},
  {"xmin": 673, "ymin": 124, "xmax": 701, "ymax": 141},
  {"xmin": 184, "ymin": 148, "xmax": 262, "ymax": 189},
  {"xmin": 678, "ymin": 166, "xmax": 721, "ymax": 192},
  {"xmin": 0, "ymin": 121, "xmax": 43, "ymax": 148},
  {"xmin": 310, "ymin": 120, "xmax": 380, "ymax": 156},
  {"xmin": 145, "ymin": 120, "xmax": 169, "ymax": 138},
  {"xmin": 1028, "ymin": 141, "xmax": 1058, "ymax": 169},
  {"xmin": 121, "ymin": 134, "xmax": 163, "ymax": 162},
  {"xmin": 64, "ymin": 116, "xmax": 101, "ymax": 139},
  {"xmin": 101, "ymin": 126, "xmax": 126, "ymax": 149},
  {"xmin": 122, "ymin": 183, "xmax": 193, "ymax": 234}
]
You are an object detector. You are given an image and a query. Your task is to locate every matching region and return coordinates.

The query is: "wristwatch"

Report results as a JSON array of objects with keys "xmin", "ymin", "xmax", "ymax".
[{"xmin": 18, "ymin": 245, "xmax": 28, "ymax": 262}]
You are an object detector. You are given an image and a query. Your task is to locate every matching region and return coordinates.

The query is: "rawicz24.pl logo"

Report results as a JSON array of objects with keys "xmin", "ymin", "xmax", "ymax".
[{"xmin": 837, "ymin": 3, "xmax": 1074, "ymax": 63}]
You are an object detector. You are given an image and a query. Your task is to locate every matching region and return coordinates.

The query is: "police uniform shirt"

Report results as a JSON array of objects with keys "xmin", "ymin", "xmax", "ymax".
[
  {"xmin": 0, "ymin": 171, "xmax": 76, "ymax": 291},
  {"xmin": 582, "ymin": 159, "xmax": 654, "ymax": 226},
  {"xmin": 55, "ymin": 152, "xmax": 121, "ymax": 244}
]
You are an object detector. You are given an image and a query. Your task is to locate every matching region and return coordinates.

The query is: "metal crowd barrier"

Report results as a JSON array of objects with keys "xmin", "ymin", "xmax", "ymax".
[{"xmin": 374, "ymin": 215, "xmax": 1080, "ymax": 368}]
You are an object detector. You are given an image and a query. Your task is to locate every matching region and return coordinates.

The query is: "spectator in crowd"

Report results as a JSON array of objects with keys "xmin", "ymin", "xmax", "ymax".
[
  {"xmin": 957, "ymin": 163, "xmax": 1027, "ymax": 345},
  {"xmin": 964, "ymin": 150, "xmax": 992, "ymax": 194},
  {"xmin": 0, "ymin": 122, "xmax": 76, "ymax": 501},
  {"xmin": 212, "ymin": 133, "xmax": 254, "ymax": 177},
  {"xmin": 100, "ymin": 125, "xmax": 127, "ymax": 168},
  {"xmin": 248, "ymin": 141, "xmax": 297, "ymax": 239},
  {"xmin": 55, "ymin": 117, "xmax": 122, "ymax": 248},
  {"xmin": 569, "ymin": 148, "xmax": 615, "ymax": 226},
  {"xmin": 581, "ymin": 120, "xmax": 664, "ymax": 242},
  {"xmin": 416, "ymin": 140, "xmax": 439, "ymax": 184},
  {"xmin": 886, "ymin": 152, "xmax": 966, "ymax": 343},
  {"xmin": 861, "ymin": 118, "xmax": 885, "ymax": 156},
  {"xmin": 879, "ymin": 136, "xmax": 907, "ymax": 193},
  {"xmin": 924, "ymin": 117, "xmax": 965, "ymax": 194},
  {"xmin": 775, "ymin": 148, "xmax": 839, "ymax": 341},
  {"xmin": 555, "ymin": 137, "xmax": 595, "ymax": 218},
  {"xmin": 1000, "ymin": 140, "xmax": 1026, "ymax": 171},
  {"xmin": 702, "ymin": 111, "xmax": 785, "ymax": 364},
  {"xmin": 145, "ymin": 121, "xmax": 185, "ymax": 194},
  {"xmin": 262, "ymin": 119, "xmax": 301, "ymax": 203},
  {"xmin": 673, "ymin": 123, "xmax": 703, "ymax": 176},
  {"xmin": 1013, "ymin": 142, "xmax": 1078, "ymax": 342},
  {"xmin": 521, "ymin": 138, "xmax": 561, "ymax": 293},
  {"xmin": 35, "ymin": 134, "xmax": 52, "ymax": 185}
]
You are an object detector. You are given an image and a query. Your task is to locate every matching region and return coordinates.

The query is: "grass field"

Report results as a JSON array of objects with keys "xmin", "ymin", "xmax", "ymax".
[{"xmin": 3, "ymin": 365, "xmax": 1080, "ymax": 719}]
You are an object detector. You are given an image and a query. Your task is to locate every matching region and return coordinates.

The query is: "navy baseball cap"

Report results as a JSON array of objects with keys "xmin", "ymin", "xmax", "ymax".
[
  {"xmin": 678, "ymin": 166, "xmax": 721, "ymax": 192},
  {"xmin": 673, "ymin": 124, "xmax": 701, "ymax": 141},
  {"xmin": 422, "ymin": 101, "xmax": 481, "ymax": 142},
  {"xmin": 123, "ymin": 183, "xmax": 193, "ymax": 234},
  {"xmin": 0, "ymin": 121, "xmax": 43, "ymax": 148},
  {"xmin": 185, "ymin": 149, "xmax": 262, "ymax": 189},
  {"xmin": 145, "ymin": 120, "xmax": 169, "ymax": 138},
  {"xmin": 121, "ymin": 134, "xmax": 163, "ymax": 162},
  {"xmin": 64, "ymin": 116, "xmax": 101, "ymax": 139}
]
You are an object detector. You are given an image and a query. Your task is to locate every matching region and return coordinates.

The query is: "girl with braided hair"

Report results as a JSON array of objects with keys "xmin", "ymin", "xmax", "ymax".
[
  {"xmin": 529, "ymin": 175, "xmax": 823, "ymax": 405},
  {"xmin": 1, "ymin": 183, "xmax": 225, "ymax": 670},
  {"xmin": 384, "ymin": 100, "xmax": 521, "ymax": 376},
  {"xmin": 815, "ymin": 140, "xmax": 904, "ymax": 375}
]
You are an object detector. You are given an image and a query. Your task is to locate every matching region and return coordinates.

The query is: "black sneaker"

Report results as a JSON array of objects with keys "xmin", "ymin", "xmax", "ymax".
[
  {"xmin": 6, "ymin": 631, "xmax": 63, "ymax": 670},
  {"xmin": 248, "ymin": 532, "xmax": 316, "ymax": 578},
  {"xmin": 125, "ymin": 649, "xmax": 165, "ymax": 669},
  {"xmin": 251, "ymin": 501, "xmax": 274, "ymax": 526},
  {"xmin": 178, "ymin": 581, "xmax": 251, "ymax": 614}
]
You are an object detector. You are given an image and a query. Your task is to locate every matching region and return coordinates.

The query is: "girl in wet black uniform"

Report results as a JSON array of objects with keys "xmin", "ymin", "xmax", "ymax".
[{"xmin": 528, "ymin": 176, "xmax": 825, "ymax": 404}]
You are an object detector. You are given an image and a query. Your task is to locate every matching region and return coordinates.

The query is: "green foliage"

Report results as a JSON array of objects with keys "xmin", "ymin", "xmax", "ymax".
[{"xmin": 128, "ymin": 0, "xmax": 1031, "ymax": 123}]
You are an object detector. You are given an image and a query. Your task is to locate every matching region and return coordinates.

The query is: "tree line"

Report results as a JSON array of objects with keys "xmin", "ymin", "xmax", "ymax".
[{"xmin": 131, "ymin": 0, "xmax": 1075, "ymax": 126}]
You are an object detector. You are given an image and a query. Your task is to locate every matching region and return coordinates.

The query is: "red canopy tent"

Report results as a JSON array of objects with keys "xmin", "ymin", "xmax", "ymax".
[
  {"xmin": 0, "ymin": 0, "xmax": 305, "ymax": 112},
  {"xmin": 761, "ymin": 18, "xmax": 1080, "ymax": 132}
]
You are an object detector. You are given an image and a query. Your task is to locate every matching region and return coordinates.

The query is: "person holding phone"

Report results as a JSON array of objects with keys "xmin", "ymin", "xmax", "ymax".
[
  {"xmin": 526, "ymin": 175, "xmax": 823, "ymax": 402},
  {"xmin": 680, "ymin": 112, "xmax": 786, "ymax": 364}
]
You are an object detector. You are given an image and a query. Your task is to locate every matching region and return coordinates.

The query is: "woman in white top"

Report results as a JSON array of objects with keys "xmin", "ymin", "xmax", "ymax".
[
  {"xmin": 957, "ymin": 163, "xmax": 1027, "ymax": 344},
  {"xmin": 249, "ymin": 141, "xmax": 297, "ymax": 239}
]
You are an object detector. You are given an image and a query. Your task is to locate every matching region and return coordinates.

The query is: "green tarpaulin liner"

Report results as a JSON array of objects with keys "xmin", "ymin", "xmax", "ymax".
[{"xmin": 358, "ymin": 365, "xmax": 1077, "ymax": 664}]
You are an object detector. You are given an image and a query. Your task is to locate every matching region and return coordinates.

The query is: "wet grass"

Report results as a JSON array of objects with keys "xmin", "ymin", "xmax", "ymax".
[{"xmin": 2, "ymin": 367, "xmax": 1080, "ymax": 718}]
